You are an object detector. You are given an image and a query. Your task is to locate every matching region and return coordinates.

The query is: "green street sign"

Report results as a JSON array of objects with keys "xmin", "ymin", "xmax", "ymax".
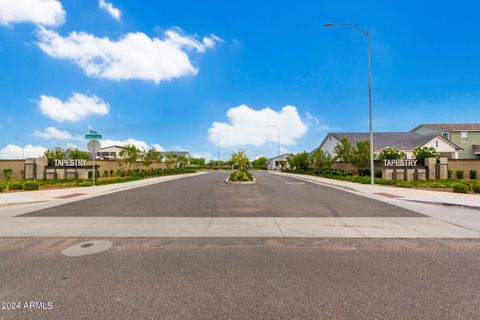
[
  {"xmin": 85, "ymin": 134, "xmax": 102, "ymax": 139},
  {"xmin": 85, "ymin": 130, "xmax": 102, "ymax": 139}
]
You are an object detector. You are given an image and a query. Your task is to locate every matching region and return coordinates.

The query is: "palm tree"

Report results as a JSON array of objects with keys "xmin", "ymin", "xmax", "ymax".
[{"xmin": 119, "ymin": 144, "xmax": 141, "ymax": 173}]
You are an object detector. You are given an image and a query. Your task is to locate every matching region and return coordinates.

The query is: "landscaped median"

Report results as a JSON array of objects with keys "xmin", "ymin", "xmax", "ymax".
[
  {"xmin": 0, "ymin": 168, "xmax": 196, "ymax": 193},
  {"xmin": 282, "ymin": 168, "xmax": 480, "ymax": 194}
]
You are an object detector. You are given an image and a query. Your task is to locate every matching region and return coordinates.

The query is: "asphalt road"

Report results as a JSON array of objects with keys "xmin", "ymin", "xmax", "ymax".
[
  {"xmin": 1, "ymin": 238, "xmax": 480, "ymax": 320},
  {"xmin": 21, "ymin": 171, "xmax": 421, "ymax": 218}
]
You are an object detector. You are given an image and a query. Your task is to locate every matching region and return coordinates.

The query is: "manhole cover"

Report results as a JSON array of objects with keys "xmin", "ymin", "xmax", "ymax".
[{"xmin": 62, "ymin": 240, "xmax": 113, "ymax": 257}]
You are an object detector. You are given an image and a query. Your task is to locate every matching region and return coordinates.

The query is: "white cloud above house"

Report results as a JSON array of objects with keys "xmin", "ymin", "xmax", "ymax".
[
  {"xmin": 98, "ymin": 0, "xmax": 121, "ymax": 21},
  {"xmin": 36, "ymin": 27, "xmax": 221, "ymax": 83},
  {"xmin": 0, "ymin": 144, "xmax": 47, "ymax": 159},
  {"xmin": 38, "ymin": 92, "xmax": 109, "ymax": 122},
  {"xmin": 33, "ymin": 127, "xmax": 81, "ymax": 140},
  {"xmin": 0, "ymin": 0, "xmax": 65, "ymax": 26},
  {"xmin": 100, "ymin": 138, "xmax": 164, "ymax": 151},
  {"xmin": 208, "ymin": 105, "xmax": 307, "ymax": 147}
]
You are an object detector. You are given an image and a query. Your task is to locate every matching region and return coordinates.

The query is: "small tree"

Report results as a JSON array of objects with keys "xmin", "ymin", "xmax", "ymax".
[
  {"xmin": 288, "ymin": 152, "xmax": 310, "ymax": 170},
  {"xmin": 333, "ymin": 138, "xmax": 354, "ymax": 163},
  {"xmin": 177, "ymin": 155, "xmax": 189, "ymax": 168},
  {"xmin": 2, "ymin": 168, "xmax": 13, "ymax": 180},
  {"xmin": 142, "ymin": 148, "xmax": 161, "ymax": 168},
  {"xmin": 190, "ymin": 157, "xmax": 206, "ymax": 166},
  {"xmin": 310, "ymin": 149, "xmax": 333, "ymax": 169},
  {"xmin": 252, "ymin": 156, "xmax": 267, "ymax": 166},
  {"xmin": 119, "ymin": 144, "xmax": 141, "ymax": 173},
  {"xmin": 44, "ymin": 147, "xmax": 66, "ymax": 165},
  {"xmin": 165, "ymin": 153, "xmax": 178, "ymax": 168},
  {"xmin": 377, "ymin": 147, "xmax": 406, "ymax": 161},
  {"xmin": 351, "ymin": 140, "xmax": 370, "ymax": 170},
  {"xmin": 231, "ymin": 150, "xmax": 249, "ymax": 172},
  {"xmin": 66, "ymin": 148, "xmax": 90, "ymax": 160},
  {"xmin": 413, "ymin": 146, "xmax": 439, "ymax": 165}
]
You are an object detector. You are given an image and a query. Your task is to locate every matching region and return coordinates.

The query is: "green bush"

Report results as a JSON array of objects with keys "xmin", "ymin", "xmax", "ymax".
[
  {"xmin": 473, "ymin": 183, "xmax": 480, "ymax": 193},
  {"xmin": 109, "ymin": 170, "xmax": 114, "ymax": 177},
  {"xmin": 9, "ymin": 182, "xmax": 23, "ymax": 190},
  {"xmin": 22, "ymin": 182, "xmax": 39, "ymax": 191},
  {"xmin": 374, "ymin": 170, "xmax": 382, "ymax": 178},
  {"xmin": 103, "ymin": 170, "xmax": 109, "ymax": 178},
  {"xmin": 0, "ymin": 183, "xmax": 5, "ymax": 192},
  {"xmin": 448, "ymin": 169, "xmax": 452, "ymax": 179},
  {"xmin": 2, "ymin": 168, "xmax": 13, "ymax": 180},
  {"xmin": 470, "ymin": 170, "xmax": 477, "ymax": 180},
  {"xmin": 453, "ymin": 184, "xmax": 469, "ymax": 193},
  {"xmin": 456, "ymin": 170, "xmax": 464, "ymax": 179}
]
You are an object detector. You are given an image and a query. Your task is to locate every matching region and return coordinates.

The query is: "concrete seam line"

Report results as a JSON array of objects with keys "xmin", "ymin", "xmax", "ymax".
[
  {"xmin": 336, "ymin": 216, "xmax": 369, "ymax": 237},
  {"xmin": 384, "ymin": 217, "xmax": 433, "ymax": 237},
  {"xmin": 273, "ymin": 217, "xmax": 286, "ymax": 237}
]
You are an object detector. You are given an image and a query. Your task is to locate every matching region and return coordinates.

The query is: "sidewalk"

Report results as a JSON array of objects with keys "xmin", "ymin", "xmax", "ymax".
[
  {"xmin": 0, "ymin": 172, "xmax": 206, "ymax": 208},
  {"xmin": 272, "ymin": 172, "xmax": 480, "ymax": 209}
]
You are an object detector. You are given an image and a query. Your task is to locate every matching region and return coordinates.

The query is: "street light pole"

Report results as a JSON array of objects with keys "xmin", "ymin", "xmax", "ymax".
[
  {"xmin": 325, "ymin": 23, "xmax": 375, "ymax": 184},
  {"xmin": 266, "ymin": 125, "xmax": 280, "ymax": 170}
]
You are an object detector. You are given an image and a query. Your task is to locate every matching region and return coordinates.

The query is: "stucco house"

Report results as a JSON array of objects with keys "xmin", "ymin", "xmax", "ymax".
[
  {"xmin": 411, "ymin": 123, "xmax": 480, "ymax": 159},
  {"xmin": 314, "ymin": 132, "xmax": 462, "ymax": 160},
  {"xmin": 267, "ymin": 154, "xmax": 290, "ymax": 170}
]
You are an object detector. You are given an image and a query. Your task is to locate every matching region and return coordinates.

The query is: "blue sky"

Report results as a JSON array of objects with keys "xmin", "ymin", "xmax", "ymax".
[{"xmin": 1, "ymin": 0, "xmax": 480, "ymax": 160}]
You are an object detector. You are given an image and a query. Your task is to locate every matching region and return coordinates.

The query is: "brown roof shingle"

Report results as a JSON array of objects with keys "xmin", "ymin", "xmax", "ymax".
[{"xmin": 414, "ymin": 123, "xmax": 480, "ymax": 131}]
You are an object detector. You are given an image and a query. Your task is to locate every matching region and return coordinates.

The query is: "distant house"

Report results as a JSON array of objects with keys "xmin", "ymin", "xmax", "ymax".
[
  {"xmin": 411, "ymin": 123, "xmax": 480, "ymax": 159},
  {"xmin": 96, "ymin": 145, "xmax": 125, "ymax": 160},
  {"xmin": 160, "ymin": 151, "xmax": 191, "ymax": 167},
  {"xmin": 267, "ymin": 154, "xmax": 290, "ymax": 170},
  {"xmin": 314, "ymin": 132, "xmax": 462, "ymax": 160}
]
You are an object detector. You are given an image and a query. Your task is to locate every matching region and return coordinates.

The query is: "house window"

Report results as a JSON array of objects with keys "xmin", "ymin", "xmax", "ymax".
[
  {"xmin": 436, "ymin": 140, "xmax": 438, "ymax": 148},
  {"xmin": 442, "ymin": 132, "xmax": 449, "ymax": 140},
  {"xmin": 461, "ymin": 132, "xmax": 468, "ymax": 143}
]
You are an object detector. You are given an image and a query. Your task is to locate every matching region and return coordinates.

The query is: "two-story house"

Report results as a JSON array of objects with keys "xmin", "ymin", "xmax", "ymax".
[{"xmin": 411, "ymin": 124, "xmax": 480, "ymax": 159}]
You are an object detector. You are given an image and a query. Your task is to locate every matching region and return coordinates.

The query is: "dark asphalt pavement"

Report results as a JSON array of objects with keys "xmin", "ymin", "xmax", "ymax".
[
  {"xmin": 1, "ymin": 238, "xmax": 480, "ymax": 320},
  {"xmin": 21, "ymin": 171, "xmax": 421, "ymax": 217}
]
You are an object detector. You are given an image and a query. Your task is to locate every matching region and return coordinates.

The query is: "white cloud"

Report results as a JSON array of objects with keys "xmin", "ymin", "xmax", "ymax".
[
  {"xmin": 36, "ymin": 26, "xmax": 221, "ymax": 83},
  {"xmin": 33, "ymin": 126, "xmax": 81, "ymax": 140},
  {"xmin": 100, "ymin": 138, "xmax": 164, "ymax": 151},
  {"xmin": 38, "ymin": 92, "xmax": 109, "ymax": 122},
  {"xmin": 0, "ymin": 144, "xmax": 47, "ymax": 159},
  {"xmin": 0, "ymin": 0, "xmax": 65, "ymax": 26},
  {"xmin": 98, "ymin": 0, "xmax": 121, "ymax": 21},
  {"xmin": 208, "ymin": 105, "xmax": 307, "ymax": 147},
  {"xmin": 306, "ymin": 112, "xmax": 330, "ymax": 131}
]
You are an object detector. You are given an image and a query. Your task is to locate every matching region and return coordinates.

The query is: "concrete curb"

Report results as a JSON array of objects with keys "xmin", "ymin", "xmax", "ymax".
[
  {"xmin": 400, "ymin": 199, "xmax": 480, "ymax": 211},
  {"xmin": 225, "ymin": 175, "xmax": 257, "ymax": 184},
  {"xmin": 275, "ymin": 172, "xmax": 480, "ymax": 210}
]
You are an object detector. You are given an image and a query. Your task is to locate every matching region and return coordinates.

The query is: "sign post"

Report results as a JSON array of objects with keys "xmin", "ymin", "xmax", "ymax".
[{"xmin": 86, "ymin": 130, "xmax": 102, "ymax": 186}]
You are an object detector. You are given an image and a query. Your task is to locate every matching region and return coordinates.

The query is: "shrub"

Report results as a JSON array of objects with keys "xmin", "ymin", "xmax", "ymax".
[
  {"xmin": 374, "ymin": 170, "xmax": 382, "ymax": 179},
  {"xmin": 453, "ymin": 184, "xmax": 469, "ymax": 194},
  {"xmin": 412, "ymin": 146, "xmax": 439, "ymax": 165},
  {"xmin": 22, "ymin": 182, "xmax": 39, "ymax": 191},
  {"xmin": 470, "ymin": 170, "xmax": 477, "ymax": 180},
  {"xmin": 473, "ymin": 183, "xmax": 480, "ymax": 193},
  {"xmin": 2, "ymin": 168, "xmax": 13, "ymax": 180},
  {"xmin": 377, "ymin": 147, "xmax": 406, "ymax": 161},
  {"xmin": 9, "ymin": 182, "xmax": 23, "ymax": 190},
  {"xmin": 103, "ymin": 170, "xmax": 109, "ymax": 178},
  {"xmin": 109, "ymin": 170, "xmax": 114, "ymax": 177},
  {"xmin": 0, "ymin": 183, "xmax": 5, "ymax": 192},
  {"xmin": 448, "ymin": 169, "xmax": 452, "ymax": 179},
  {"xmin": 456, "ymin": 170, "xmax": 464, "ymax": 180}
]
